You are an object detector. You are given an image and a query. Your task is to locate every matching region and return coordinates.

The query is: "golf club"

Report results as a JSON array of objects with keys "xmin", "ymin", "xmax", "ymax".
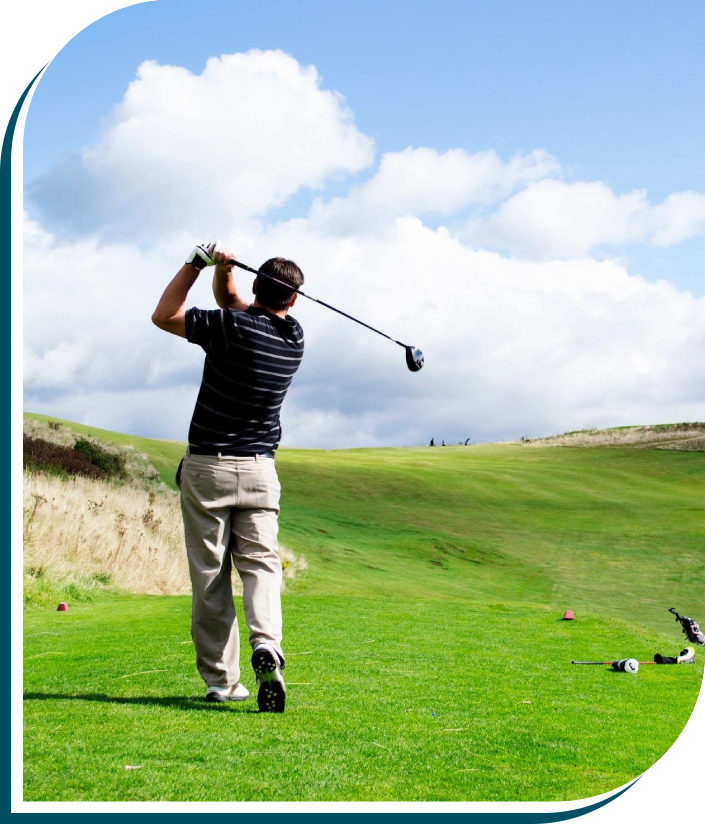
[
  {"xmin": 227, "ymin": 258, "xmax": 425, "ymax": 373},
  {"xmin": 571, "ymin": 659, "xmax": 640, "ymax": 672},
  {"xmin": 572, "ymin": 660, "xmax": 651, "ymax": 668},
  {"xmin": 571, "ymin": 647, "xmax": 695, "ymax": 667}
]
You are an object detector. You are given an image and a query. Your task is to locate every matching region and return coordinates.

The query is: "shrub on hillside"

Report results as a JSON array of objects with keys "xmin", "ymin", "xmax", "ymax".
[
  {"xmin": 23, "ymin": 435, "xmax": 106, "ymax": 480},
  {"xmin": 24, "ymin": 417, "xmax": 164, "ymax": 490},
  {"xmin": 73, "ymin": 438, "xmax": 126, "ymax": 479}
]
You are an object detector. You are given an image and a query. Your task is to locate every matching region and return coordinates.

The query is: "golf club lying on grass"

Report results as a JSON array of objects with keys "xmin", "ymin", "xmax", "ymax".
[
  {"xmin": 571, "ymin": 658, "xmax": 640, "ymax": 673},
  {"xmin": 187, "ymin": 242, "xmax": 424, "ymax": 372},
  {"xmin": 572, "ymin": 647, "xmax": 696, "ymax": 669}
]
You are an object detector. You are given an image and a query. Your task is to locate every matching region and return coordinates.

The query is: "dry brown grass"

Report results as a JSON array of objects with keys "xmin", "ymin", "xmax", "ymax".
[
  {"xmin": 23, "ymin": 472, "xmax": 306, "ymax": 598},
  {"xmin": 657, "ymin": 434, "xmax": 705, "ymax": 452},
  {"xmin": 24, "ymin": 471, "xmax": 190, "ymax": 596},
  {"xmin": 523, "ymin": 423, "xmax": 705, "ymax": 450}
]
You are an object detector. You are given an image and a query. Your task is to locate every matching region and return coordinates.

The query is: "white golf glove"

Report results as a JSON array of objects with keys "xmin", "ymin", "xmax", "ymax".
[{"xmin": 186, "ymin": 241, "xmax": 220, "ymax": 271}]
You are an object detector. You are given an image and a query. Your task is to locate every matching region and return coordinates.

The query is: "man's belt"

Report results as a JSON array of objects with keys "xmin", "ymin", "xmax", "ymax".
[{"xmin": 188, "ymin": 445, "xmax": 275, "ymax": 459}]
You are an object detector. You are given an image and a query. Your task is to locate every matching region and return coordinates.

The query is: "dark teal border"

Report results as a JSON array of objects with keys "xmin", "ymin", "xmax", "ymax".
[{"xmin": 3, "ymin": 67, "xmax": 46, "ymax": 258}]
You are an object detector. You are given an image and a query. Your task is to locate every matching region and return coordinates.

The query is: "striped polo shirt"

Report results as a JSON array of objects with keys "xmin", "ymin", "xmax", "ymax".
[{"xmin": 185, "ymin": 305, "xmax": 304, "ymax": 455}]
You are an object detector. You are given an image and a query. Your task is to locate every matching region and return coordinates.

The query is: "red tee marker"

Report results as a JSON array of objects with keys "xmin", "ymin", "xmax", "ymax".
[
  {"xmin": 57, "ymin": 602, "xmax": 68, "ymax": 612},
  {"xmin": 562, "ymin": 610, "xmax": 574, "ymax": 620}
]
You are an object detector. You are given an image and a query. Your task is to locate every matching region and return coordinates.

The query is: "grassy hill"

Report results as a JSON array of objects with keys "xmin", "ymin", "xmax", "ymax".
[
  {"xmin": 24, "ymin": 412, "xmax": 705, "ymax": 631},
  {"xmin": 22, "ymin": 413, "xmax": 705, "ymax": 801},
  {"xmin": 525, "ymin": 422, "xmax": 705, "ymax": 451}
]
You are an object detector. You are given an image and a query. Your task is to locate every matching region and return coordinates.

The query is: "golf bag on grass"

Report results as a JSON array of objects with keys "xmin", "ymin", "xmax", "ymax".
[{"xmin": 669, "ymin": 608, "xmax": 705, "ymax": 646}]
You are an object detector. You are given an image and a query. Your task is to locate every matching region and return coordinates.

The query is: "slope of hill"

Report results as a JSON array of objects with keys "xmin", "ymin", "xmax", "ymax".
[
  {"xmin": 24, "ymin": 412, "xmax": 185, "ymax": 487},
  {"xmin": 23, "ymin": 412, "xmax": 705, "ymax": 632},
  {"xmin": 22, "ymin": 415, "xmax": 305, "ymax": 605},
  {"xmin": 524, "ymin": 422, "xmax": 705, "ymax": 450}
]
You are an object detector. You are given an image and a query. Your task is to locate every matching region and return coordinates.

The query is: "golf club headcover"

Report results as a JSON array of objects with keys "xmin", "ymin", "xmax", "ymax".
[
  {"xmin": 654, "ymin": 653, "xmax": 677, "ymax": 664},
  {"xmin": 611, "ymin": 658, "xmax": 638, "ymax": 673},
  {"xmin": 677, "ymin": 647, "xmax": 696, "ymax": 664},
  {"xmin": 654, "ymin": 647, "xmax": 696, "ymax": 665},
  {"xmin": 186, "ymin": 241, "xmax": 218, "ymax": 271}
]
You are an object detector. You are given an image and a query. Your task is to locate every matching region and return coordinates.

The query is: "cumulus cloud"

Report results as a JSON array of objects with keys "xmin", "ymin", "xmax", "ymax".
[
  {"xmin": 24, "ymin": 210, "xmax": 705, "ymax": 446},
  {"xmin": 309, "ymin": 146, "xmax": 560, "ymax": 233},
  {"xmin": 262, "ymin": 215, "xmax": 705, "ymax": 446},
  {"xmin": 469, "ymin": 179, "xmax": 705, "ymax": 259},
  {"xmin": 23, "ymin": 216, "xmax": 208, "ymax": 409},
  {"xmin": 647, "ymin": 192, "xmax": 705, "ymax": 247},
  {"xmin": 26, "ymin": 50, "xmax": 374, "ymax": 242},
  {"xmin": 23, "ymin": 50, "xmax": 705, "ymax": 447}
]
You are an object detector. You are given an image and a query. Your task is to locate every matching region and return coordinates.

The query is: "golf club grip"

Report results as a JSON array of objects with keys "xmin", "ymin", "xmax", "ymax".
[{"xmin": 571, "ymin": 661, "xmax": 610, "ymax": 665}]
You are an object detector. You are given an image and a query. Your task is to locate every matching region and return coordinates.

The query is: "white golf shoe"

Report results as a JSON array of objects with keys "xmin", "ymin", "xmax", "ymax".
[
  {"xmin": 205, "ymin": 682, "xmax": 250, "ymax": 703},
  {"xmin": 251, "ymin": 644, "xmax": 286, "ymax": 713}
]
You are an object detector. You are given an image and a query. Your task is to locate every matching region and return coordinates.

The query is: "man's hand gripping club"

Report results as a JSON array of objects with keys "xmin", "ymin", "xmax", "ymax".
[
  {"xmin": 185, "ymin": 241, "xmax": 218, "ymax": 271},
  {"xmin": 152, "ymin": 242, "xmax": 247, "ymax": 338}
]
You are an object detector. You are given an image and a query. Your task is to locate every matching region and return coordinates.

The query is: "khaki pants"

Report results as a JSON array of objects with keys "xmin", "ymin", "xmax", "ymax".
[{"xmin": 179, "ymin": 452, "xmax": 284, "ymax": 687}]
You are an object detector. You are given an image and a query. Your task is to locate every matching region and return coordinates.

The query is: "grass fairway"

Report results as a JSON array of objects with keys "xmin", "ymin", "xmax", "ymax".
[
  {"xmin": 22, "ymin": 413, "xmax": 705, "ymax": 800},
  {"xmin": 23, "ymin": 596, "xmax": 703, "ymax": 802},
  {"xmin": 275, "ymin": 444, "xmax": 705, "ymax": 633}
]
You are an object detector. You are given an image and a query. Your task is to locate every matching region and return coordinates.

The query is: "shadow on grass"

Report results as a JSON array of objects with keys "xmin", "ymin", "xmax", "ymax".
[{"xmin": 23, "ymin": 692, "xmax": 262, "ymax": 713}]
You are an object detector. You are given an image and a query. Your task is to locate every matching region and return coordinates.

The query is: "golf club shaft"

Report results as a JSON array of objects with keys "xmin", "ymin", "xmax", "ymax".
[
  {"xmin": 229, "ymin": 259, "xmax": 409, "ymax": 349},
  {"xmin": 571, "ymin": 661, "xmax": 659, "ymax": 665}
]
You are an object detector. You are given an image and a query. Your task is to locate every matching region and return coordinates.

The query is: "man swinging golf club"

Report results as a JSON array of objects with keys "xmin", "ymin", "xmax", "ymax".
[{"xmin": 152, "ymin": 242, "xmax": 305, "ymax": 712}]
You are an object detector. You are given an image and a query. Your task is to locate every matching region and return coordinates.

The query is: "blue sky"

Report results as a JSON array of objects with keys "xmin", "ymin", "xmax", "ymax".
[
  {"xmin": 23, "ymin": 0, "xmax": 705, "ymax": 444},
  {"xmin": 25, "ymin": 0, "xmax": 705, "ymax": 195},
  {"xmin": 24, "ymin": 0, "xmax": 705, "ymax": 294}
]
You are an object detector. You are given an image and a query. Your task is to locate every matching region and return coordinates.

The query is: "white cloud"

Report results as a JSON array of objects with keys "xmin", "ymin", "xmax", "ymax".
[
  {"xmin": 470, "ymin": 179, "xmax": 705, "ymax": 259},
  {"xmin": 23, "ymin": 215, "xmax": 208, "ymax": 401},
  {"xmin": 25, "ymin": 209, "xmax": 705, "ymax": 447},
  {"xmin": 309, "ymin": 147, "xmax": 560, "ymax": 233},
  {"xmin": 265, "ymin": 215, "xmax": 705, "ymax": 445},
  {"xmin": 23, "ymin": 51, "xmax": 705, "ymax": 448},
  {"xmin": 26, "ymin": 50, "xmax": 374, "ymax": 241},
  {"xmin": 647, "ymin": 191, "xmax": 705, "ymax": 247}
]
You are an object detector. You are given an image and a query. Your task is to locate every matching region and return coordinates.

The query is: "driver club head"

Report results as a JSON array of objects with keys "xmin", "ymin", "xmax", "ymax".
[{"xmin": 405, "ymin": 346, "xmax": 424, "ymax": 372}]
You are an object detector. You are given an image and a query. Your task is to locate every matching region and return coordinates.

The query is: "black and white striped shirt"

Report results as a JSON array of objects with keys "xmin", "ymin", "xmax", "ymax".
[{"xmin": 185, "ymin": 305, "xmax": 304, "ymax": 455}]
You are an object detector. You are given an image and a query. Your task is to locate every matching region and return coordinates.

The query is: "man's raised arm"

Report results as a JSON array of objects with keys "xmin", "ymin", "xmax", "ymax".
[
  {"xmin": 151, "ymin": 262, "xmax": 201, "ymax": 338},
  {"xmin": 152, "ymin": 243, "xmax": 249, "ymax": 337},
  {"xmin": 212, "ymin": 249, "xmax": 250, "ymax": 311}
]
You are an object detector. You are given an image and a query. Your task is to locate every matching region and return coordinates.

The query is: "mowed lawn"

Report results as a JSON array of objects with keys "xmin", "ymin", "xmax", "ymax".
[
  {"xmin": 22, "ymin": 413, "xmax": 705, "ymax": 800},
  {"xmin": 23, "ymin": 596, "xmax": 703, "ymax": 802},
  {"xmin": 275, "ymin": 443, "xmax": 705, "ymax": 634}
]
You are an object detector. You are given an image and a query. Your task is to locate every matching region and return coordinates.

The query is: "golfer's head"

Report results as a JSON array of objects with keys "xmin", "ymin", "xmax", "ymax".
[{"xmin": 254, "ymin": 258, "xmax": 304, "ymax": 312}]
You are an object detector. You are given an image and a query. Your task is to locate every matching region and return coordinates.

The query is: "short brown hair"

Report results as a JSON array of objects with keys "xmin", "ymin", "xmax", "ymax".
[{"xmin": 256, "ymin": 258, "xmax": 305, "ymax": 311}]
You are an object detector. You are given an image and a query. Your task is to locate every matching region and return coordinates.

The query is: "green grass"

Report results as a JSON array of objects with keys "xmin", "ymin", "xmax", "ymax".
[
  {"xmin": 277, "ymin": 444, "xmax": 705, "ymax": 633},
  {"xmin": 23, "ymin": 596, "xmax": 703, "ymax": 802},
  {"xmin": 23, "ymin": 413, "xmax": 705, "ymax": 800},
  {"xmin": 24, "ymin": 413, "xmax": 705, "ymax": 632},
  {"xmin": 23, "ymin": 566, "xmax": 117, "ymax": 609}
]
